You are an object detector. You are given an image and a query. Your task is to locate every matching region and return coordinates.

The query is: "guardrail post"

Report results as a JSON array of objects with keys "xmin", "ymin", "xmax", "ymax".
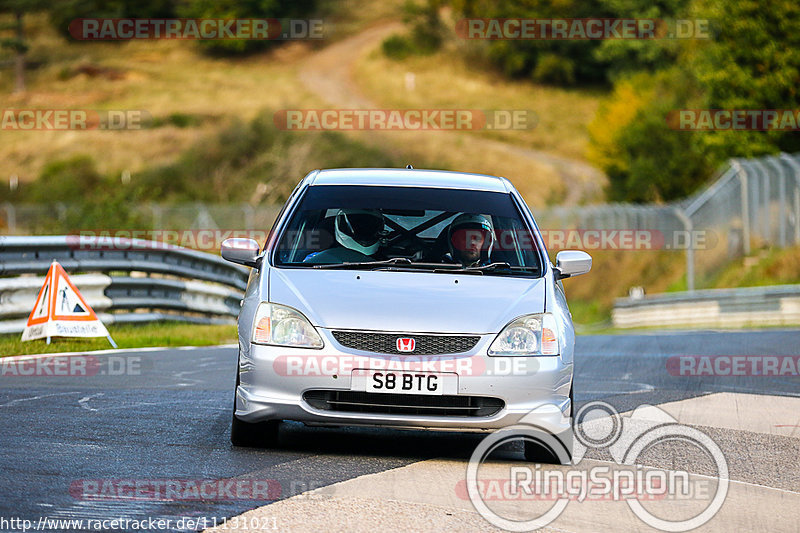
[
  {"xmin": 780, "ymin": 153, "xmax": 800, "ymax": 245},
  {"xmin": 775, "ymin": 158, "xmax": 787, "ymax": 248},
  {"xmin": 751, "ymin": 162, "xmax": 760, "ymax": 240},
  {"xmin": 760, "ymin": 161, "xmax": 771, "ymax": 242},
  {"xmin": 673, "ymin": 207, "xmax": 694, "ymax": 292},
  {"xmin": 56, "ymin": 202, "xmax": 67, "ymax": 224},
  {"xmin": 796, "ymin": 187, "xmax": 800, "ymax": 245},
  {"xmin": 242, "ymin": 204, "xmax": 256, "ymax": 233},
  {"xmin": 734, "ymin": 161, "xmax": 751, "ymax": 255},
  {"xmin": 150, "ymin": 203, "xmax": 163, "ymax": 229},
  {"xmin": 2, "ymin": 203, "xmax": 15, "ymax": 234}
]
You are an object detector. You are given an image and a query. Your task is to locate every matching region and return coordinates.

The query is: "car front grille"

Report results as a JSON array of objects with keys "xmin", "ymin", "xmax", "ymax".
[
  {"xmin": 303, "ymin": 390, "xmax": 504, "ymax": 417},
  {"xmin": 331, "ymin": 331, "xmax": 480, "ymax": 355}
]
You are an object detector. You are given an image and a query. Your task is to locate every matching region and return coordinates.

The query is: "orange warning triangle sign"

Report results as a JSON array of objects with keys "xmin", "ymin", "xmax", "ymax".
[{"xmin": 22, "ymin": 261, "xmax": 116, "ymax": 347}]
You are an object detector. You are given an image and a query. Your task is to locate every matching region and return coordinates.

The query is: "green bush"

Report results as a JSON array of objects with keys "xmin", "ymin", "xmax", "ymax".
[
  {"xmin": 382, "ymin": 34, "xmax": 414, "ymax": 60},
  {"xmin": 589, "ymin": 70, "xmax": 712, "ymax": 202},
  {"xmin": 176, "ymin": 0, "xmax": 318, "ymax": 56},
  {"xmin": 532, "ymin": 53, "xmax": 575, "ymax": 85},
  {"xmin": 612, "ymin": 104, "xmax": 710, "ymax": 202},
  {"xmin": 20, "ymin": 155, "xmax": 150, "ymax": 232},
  {"xmin": 452, "ymin": 0, "xmax": 614, "ymax": 85},
  {"xmin": 136, "ymin": 111, "xmax": 407, "ymax": 203},
  {"xmin": 17, "ymin": 112, "xmax": 433, "ymax": 215},
  {"xmin": 50, "ymin": 0, "xmax": 178, "ymax": 40},
  {"xmin": 381, "ymin": 0, "xmax": 443, "ymax": 60},
  {"xmin": 149, "ymin": 112, "xmax": 207, "ymax": 129}
]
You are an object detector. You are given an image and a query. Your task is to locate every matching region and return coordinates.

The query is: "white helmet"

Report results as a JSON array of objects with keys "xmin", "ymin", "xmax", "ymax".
[{"xmin": 335, "ymin": 209, "xmax": 384, "ymax": 256}]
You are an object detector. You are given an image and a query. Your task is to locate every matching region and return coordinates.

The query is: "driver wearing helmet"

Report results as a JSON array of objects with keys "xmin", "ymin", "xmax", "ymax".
[
  {"xmin": 304, "ymin": 209, "xmax": 384, "ymax": 263},
  {"xmin": 443, "ymin": 213, "xmax": 494, "ymax": 267}
]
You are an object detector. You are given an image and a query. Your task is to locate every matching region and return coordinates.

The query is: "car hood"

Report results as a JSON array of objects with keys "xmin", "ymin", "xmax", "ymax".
[{"xmin": 269, "ymin": 268, "xmax": 546, "ymax": 334}]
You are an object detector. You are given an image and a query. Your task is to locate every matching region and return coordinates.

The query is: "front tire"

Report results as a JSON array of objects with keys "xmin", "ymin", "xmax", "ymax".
[
  {"xmin": 230, "ymin": 366, "xmax": 280, "ymax": 448},
  {"xmin": 523, "ymin": 386, "xmax": 574, "ymax": 464},
  {"xmin": 230, "ymin": 412, "xmax": 279, "ymax": 448}
]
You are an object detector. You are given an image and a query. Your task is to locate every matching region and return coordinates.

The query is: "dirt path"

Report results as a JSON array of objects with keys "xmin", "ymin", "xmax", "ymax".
[{"xmin": 298, "ymin": 23, "xmax": 605, "ymax": 206}]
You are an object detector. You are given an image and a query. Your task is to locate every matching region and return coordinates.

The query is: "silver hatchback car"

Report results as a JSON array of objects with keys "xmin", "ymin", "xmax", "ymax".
[{"xmin": 221, "ymin": 168, "xmax": 591, "ymax": 460}]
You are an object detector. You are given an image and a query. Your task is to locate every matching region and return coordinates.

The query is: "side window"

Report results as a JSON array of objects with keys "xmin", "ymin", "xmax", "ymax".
[
  {"xmin": 490, "ymin": 216, "xmax": 538, "ymax": 268},
  {"xmin": 264, "ymin": 184, "xmax": 303, "ymax": 251}
]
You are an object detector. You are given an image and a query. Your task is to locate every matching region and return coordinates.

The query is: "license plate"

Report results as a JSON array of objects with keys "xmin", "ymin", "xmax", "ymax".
[{"xmin": 351, "ymin": 370, "xmax": 458, "ymax": 395}]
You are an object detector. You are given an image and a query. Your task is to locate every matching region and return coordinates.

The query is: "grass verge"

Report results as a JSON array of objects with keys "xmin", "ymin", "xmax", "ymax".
[
  {"xmin": 355, "ymin": 46, "xmax": 603, "ymax": 163},
  {"xmin": 0, "ymin": 322, "xmax": 237, "ymax": 357}
]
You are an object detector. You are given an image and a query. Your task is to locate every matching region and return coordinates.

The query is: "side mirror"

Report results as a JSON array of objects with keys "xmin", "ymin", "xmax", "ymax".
[
  {"xmin": 554, "ymin": 250, "xmax": 592, "ymax": 280},
  {"xmin": 221, "ymin": 238, "xmax": 261, "ymax": 268}
]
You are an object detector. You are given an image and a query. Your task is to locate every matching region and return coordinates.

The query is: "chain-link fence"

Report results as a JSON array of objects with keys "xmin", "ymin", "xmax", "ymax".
[
  {"xmin": 3, "ymin": 153, "xmax": 800, "ymax": 290},
  {"xmin": 535, "ymin": 152, "xmax": 800, "ymax": 291}
]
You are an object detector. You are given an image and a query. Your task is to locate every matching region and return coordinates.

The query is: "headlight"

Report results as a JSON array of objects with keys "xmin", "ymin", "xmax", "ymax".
[
  {"xmin": 488, "ymin": 313, "xmax": 559, "ymax": 356},
  {"xmin": 251, "ymin": 303, "xmax": 323, "ymax": 348}
]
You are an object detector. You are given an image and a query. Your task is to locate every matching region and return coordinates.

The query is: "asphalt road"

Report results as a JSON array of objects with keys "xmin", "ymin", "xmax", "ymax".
[{"xmin": 1, "ymin": 329, "xmax": 798, "ymax": 532}]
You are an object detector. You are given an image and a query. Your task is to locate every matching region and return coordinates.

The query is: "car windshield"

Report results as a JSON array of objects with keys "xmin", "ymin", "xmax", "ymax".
[{"xmin": 272, "ymin": 185, "xmax": 542, "ymax": 276}]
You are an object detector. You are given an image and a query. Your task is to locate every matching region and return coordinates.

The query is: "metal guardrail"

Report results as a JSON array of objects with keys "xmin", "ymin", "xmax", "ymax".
[
  {"xmin": 0, "ymin": 236, "xmax": 248, "ymax": 289},
  {"xmin": 613, "ymin": 285, "xmax": 800, "ymax": 329},
  {"xmin": 0, "ymin": 236, "xmax": 249, "ymax": 335}
]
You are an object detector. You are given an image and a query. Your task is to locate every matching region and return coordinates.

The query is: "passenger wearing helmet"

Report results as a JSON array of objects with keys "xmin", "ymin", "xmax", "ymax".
[
  {"xmin": 443, "ymin": 213, "xmax": 494, "ymax": 267},
  {"xmin": 304, "ymin": 209, "xmax": 385, "ymax": 263}
]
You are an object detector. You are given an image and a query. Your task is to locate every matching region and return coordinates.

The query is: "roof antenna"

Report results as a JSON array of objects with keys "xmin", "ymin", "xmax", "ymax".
[{"xmin": 406, "ymin": 164, "xmax": 414, "ymax": 169}]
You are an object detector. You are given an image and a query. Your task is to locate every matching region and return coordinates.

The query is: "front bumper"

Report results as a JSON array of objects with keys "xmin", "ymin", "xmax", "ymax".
[{"xmin": 235, "ymin": 331, "xmax": 573, "ymax": 435}]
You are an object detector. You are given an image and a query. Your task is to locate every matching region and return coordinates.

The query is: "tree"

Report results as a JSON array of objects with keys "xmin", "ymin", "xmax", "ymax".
[
  {"xmin": 588, "ymin": 69, "xmax": 710, "ymax": 202},
  {"xmin": 177, "ymin": 0, "xmax": 318, "ymax": 55},
  {"xmin": 592, "ymin": 0, "xmax": 691, "ymax": 82},
  {"xmin": 453, "ymin": 0, "xmax": 614, "ymax": 85},
  {"xmin": 49, "ymin": 0, "xmax": 178, "ymax": 39},
  {"xmin": 0, "ymin": 0, "xmax": 50, "ymax": 93},
  {"xmin": 689, "ymin": 0, "xmax": 800, "ymax": 160},
  {"xmin": 589, "ymin": 0, "xmax": 800, "ymax": 201}
]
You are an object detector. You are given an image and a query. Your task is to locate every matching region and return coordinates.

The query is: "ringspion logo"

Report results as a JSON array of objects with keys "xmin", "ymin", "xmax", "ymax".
[{"xmin": 466, "ymin": 402, "xmax": 728, "ymax": 531}]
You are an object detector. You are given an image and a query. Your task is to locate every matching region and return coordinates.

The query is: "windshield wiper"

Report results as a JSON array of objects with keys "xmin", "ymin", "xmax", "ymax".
[
  {"xmin": 312, "ymin": 258, "xmax": 455, "ymax": 270},
  {"xmin": 450, "ymin": 262, "xmax": 539, "ymax": 275},
  {"xmin": 310, "ymin": 259, "xmax": 538, "ymax": 274}
]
